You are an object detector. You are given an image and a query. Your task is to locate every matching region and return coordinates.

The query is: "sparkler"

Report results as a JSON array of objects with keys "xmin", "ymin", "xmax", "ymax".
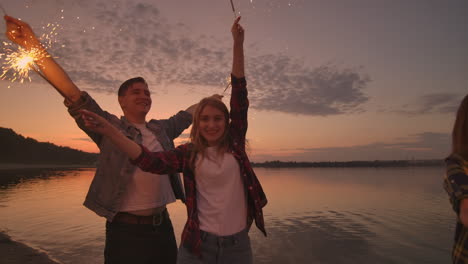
[
  {"xmin": 0, "ymin": 3, "xmax": 6, "ymax": 16},
  {"xmin": 222, "ymin": 76, "xmax": 231, "ymax": 95},
  {"xmin": 229, "ymin": 0, "xmax": 237, "ymax": 19},
  {"xmin": 0, "ymin": 46, "xmax": 49, "ymax": 83},
  {"xmin": 1, "ymin": 22, "xmax": 60, "ymax": 83},
  {"xmin": 1, "ymin": 21, "xmax": 67, "ymax": 99},
  {"xmin": 0, "ymin": 44, "xmax": 69, "ymax": 99}
]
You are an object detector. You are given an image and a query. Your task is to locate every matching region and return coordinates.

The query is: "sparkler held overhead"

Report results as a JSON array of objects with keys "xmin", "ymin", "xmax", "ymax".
[
  {"xmin": 3, "ymin": 15, "xmax": 70, "ymax": 100},
  {"xmin": 225, "ymin": 1, "xmax": 240, "ymax": 94},
  {"xmin": 230, "ymin": 0, "xmax": 237, "ymax": 19}
]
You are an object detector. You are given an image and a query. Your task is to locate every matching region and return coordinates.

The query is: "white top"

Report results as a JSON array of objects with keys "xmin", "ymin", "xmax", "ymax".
[
  {"xmin": 195, "ymin": 147, "xmax": 247, "ymax": 236},
  {"xmin": 119, "ymin": 123, "xmax": 176, "ymax": 212}
]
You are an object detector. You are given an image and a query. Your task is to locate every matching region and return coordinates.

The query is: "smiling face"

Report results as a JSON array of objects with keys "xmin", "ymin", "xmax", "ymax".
[
  {"xmin": 118, "ymin": 82, "xmax": 152, "ymax": 121},
  {"xmin": 198, "ymin": 104, "xmax": 227, "ymax": 146}
]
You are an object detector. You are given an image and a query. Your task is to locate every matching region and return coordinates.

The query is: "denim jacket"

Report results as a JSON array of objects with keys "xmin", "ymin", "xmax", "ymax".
[{"xmin": 65, "ymin": 91, "xmax": 191, "ymax": 221}]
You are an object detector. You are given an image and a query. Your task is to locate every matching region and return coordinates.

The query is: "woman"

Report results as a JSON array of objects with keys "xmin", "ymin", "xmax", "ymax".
[
  {"xmin": 81, "ymin": 17, "xmax": 267, "ymax": 264},
  {"xmin": 444, "ymin": 94, "xmax": 468, "ymax": 264}
]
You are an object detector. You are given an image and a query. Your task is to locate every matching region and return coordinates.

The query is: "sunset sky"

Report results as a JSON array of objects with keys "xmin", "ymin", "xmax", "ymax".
[{"xmin": 0, "ymin": 0, "xmax": 467, "ymax": 162}]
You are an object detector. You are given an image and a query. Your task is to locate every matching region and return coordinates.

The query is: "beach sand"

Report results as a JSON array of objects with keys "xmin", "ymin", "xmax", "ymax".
[{"xmin": 0, "ymin": 232, "xmax": 59, "ymax": 264}]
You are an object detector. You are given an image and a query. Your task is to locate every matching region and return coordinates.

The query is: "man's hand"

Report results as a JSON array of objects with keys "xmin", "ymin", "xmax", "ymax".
[
  {"xmin": 4, "ymin": 15, "xmax": 42, "ymax": 49},
  {"xmin": 460, "ymin": 199, "xmax": 468, "ymax": 226},
  {"xmin": 231, "ymin": 16, "xmax": 244, "ymax": 45}
]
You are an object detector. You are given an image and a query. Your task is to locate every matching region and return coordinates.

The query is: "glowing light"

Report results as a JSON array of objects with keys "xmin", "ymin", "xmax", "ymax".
[
  {"xmin": 1, "ymin": 47, "xmax": 50, "ymax": 83},
  {"xmin": 1, "ymin": 22, "xmax": 60, "ymax": 84}
]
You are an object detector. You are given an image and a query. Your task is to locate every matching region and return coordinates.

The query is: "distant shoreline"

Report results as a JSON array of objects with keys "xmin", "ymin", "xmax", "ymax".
[
  {"xmin": 0, "ymin": 160, "xmax": 445, "ymax": 170},
  {"xmin": 251, "ymin": 159, "xmax": 444, "ymax": 168},
  {"xmin": 0, "ymin": 163, "xmax": 96, "ymax": 170}
]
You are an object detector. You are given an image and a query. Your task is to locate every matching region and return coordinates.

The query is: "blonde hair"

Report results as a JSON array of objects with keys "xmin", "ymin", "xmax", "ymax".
[
  {"xmin": 189, "ymin": 97, "xmax": 231, "ymax": 169},
  {"xmin": 452, "ymin": 94, "xmax": 468, "ymax": 159}
]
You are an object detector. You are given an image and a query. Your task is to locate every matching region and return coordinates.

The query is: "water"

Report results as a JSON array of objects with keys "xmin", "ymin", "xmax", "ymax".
[{"xmin": 0, "ymin": 166, "xmax": 454, "ymax": 263}]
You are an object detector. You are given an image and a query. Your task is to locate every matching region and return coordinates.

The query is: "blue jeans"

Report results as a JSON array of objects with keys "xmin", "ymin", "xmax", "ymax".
[
  {"xmin": 177, "ymin": 229, "xmax": 253, "ymax": 264},
  {"xmin": 104, "ymin": 210, "xmax": 178, "ymax": 264}
]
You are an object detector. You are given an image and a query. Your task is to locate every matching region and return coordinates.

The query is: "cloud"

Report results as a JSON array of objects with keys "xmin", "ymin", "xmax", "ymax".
[
  {"xmin": 248, "ymin": 60, "xmax": 370, "ymax": 115},
  {"xmin": 253, "ymin": 132, "xmax": 450, "ymax": 162},
  {"xmin": 398, "ymin": 93, "xmax": 461, "ymax": 115},
  {"xmin": 72, "ymin": 137, "xmax": 93, "ymax": 142},
  {"xmin": 1, "ymin": 0, "xmax": 371, "ymax": 116}
]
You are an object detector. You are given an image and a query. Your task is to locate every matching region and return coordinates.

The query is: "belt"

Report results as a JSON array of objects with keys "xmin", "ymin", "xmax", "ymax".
[
  {"xmin": 113, "ymin": 208, "xmax": 168, "ymax": 226},
  {"xmin": 200, "ymin": 228, "xmax": 248, "ymax": 248}
]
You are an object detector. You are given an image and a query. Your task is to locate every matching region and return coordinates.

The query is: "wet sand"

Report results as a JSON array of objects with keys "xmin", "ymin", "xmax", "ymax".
[{"xmin": 0, "ymin": 232, "xmax": 59, "ymax": 264}]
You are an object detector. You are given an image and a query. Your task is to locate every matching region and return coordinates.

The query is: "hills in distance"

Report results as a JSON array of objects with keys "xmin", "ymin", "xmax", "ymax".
[
  {"xmin": 0, "ymin": 127, "xmax": 97, "ymax": 166},
  {"xmin": 0, "ymin": 127, "xmax": 444, "ymax": 168}
]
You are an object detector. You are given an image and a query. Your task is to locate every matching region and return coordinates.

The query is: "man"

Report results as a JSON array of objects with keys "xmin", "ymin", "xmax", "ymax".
[{"xmin": 5, "ymin": 15, "xmax": 209, "ymax": 263}]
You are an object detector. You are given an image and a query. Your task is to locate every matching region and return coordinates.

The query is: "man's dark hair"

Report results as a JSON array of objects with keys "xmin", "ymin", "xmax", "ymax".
[{"xmin": 118, "ymin": 77, "xmax": 147, "ymax": 96}]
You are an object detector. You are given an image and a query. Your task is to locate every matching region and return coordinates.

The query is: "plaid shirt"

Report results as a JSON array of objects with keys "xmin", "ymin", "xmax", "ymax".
[
  {"xmin": 444, "ymin": 153, "xmax": 468, "ymax": 264},
  {"xmin": 132, "ymin": 75, "xmax": 267, "ymax": 257}
]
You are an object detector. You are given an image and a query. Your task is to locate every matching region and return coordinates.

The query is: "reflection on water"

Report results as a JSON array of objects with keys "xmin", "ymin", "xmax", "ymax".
[{"xmin": 0, "ymin": 166, "xmax": 454, "ymax": 263}]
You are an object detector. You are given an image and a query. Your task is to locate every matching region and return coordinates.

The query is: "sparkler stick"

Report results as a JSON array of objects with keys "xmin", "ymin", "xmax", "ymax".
[
  {"xmin": 221, "ymin": 75, "xmax": 232, "ymax": 95},
  {"xmin": 222, "ymin": 82, "xmax": 231, "ymax": 95},
  {"xmin": 0, "ymin": 3, "xmax": 7, "ymax": 16},
  {"xmin": 229, "ymin": 0, "xmax": 237, "ymax": 19}
]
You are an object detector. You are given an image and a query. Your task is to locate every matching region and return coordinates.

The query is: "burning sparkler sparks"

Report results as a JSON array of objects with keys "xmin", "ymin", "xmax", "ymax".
[
  {"xmin": 0, "ymin": 46, "xmax": 49, "ymax": 83},
  {"xmin": 1, "ymin": 22, "xmax": 60, "ymax": 84}
]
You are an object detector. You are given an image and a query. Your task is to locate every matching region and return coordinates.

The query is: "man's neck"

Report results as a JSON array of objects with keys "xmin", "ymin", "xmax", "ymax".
[{"xmin": 124, "ymin": 114, "xmax": 146, "ymax": 125}]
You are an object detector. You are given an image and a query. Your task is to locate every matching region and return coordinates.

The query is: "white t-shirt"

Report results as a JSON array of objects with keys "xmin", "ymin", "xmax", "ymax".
[
  {"xmin": 195, "ymin": 147, "xmax": 247, "ymax": 236},
  {"xmin": 119, "ymin": 123, "xmax": 176, "ymax": 212}
]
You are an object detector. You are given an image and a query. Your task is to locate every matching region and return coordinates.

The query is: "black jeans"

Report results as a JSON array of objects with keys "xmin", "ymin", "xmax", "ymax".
[{"xmin": 104, "ymin": 211, "xmax": 178, "ymax": 264}]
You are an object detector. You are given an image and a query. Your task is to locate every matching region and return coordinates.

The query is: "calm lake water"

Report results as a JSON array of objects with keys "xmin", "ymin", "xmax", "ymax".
[{"xmin": 0, "ymin": 166, "xmax": 454, "ymax": 263}]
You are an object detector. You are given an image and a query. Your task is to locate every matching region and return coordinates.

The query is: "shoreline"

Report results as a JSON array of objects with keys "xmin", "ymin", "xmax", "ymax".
[
  {"xmin": 0, "ymin": 163, "xmax": 96, "ymax": 170},
  {"xmin": 0, "ymin": 231, "xmax": 59, "ymax": 264}
]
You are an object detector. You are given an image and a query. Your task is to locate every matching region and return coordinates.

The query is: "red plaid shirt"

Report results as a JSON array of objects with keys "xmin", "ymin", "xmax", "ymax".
[{"xmin": 132, "ymin": 75, "xmax": 267, "ymax": 257}]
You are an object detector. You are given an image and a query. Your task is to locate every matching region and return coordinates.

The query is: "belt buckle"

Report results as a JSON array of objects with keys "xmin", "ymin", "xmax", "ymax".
[{"xmin": 152, "ymin": 211, "xmax": 163, "ymax": 226}]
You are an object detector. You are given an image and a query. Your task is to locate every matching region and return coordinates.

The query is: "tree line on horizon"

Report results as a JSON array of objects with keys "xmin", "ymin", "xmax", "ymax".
[
  {"xmin": 0, "ymin": 126, "xmax": 445, "ymax": 168},
  {"xmin": 0, "ymin": 127, "xmax": 98, "ymax": 165},
  {"xmin": 251, "ymin": 159, "xmax": 444, "ymax": 168}
]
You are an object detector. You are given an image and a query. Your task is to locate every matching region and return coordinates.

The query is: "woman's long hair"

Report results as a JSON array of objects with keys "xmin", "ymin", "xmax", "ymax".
[
  {"xmin": 189, "ymin": 97, "xmax": 231, "ymax": 169},
  {"xmin": 452, "ymin": 94, "xmax": 468, "ymax": 159}
]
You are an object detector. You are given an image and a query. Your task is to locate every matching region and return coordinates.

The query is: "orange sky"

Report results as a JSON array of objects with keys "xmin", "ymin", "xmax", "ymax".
[{"xmin": 1, "ymin": 0, "xmax": 466, "ymax": 161}]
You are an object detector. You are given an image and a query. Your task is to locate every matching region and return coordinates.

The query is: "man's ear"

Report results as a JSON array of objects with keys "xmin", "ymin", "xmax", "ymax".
[{"xmin": 118, "ymin": 96, "xmax": 125, "ymax": 109}]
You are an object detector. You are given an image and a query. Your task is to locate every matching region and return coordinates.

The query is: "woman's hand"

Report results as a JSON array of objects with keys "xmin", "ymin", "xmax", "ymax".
[
  {"xmin": 79, "ymin": 109, "xmax": 142, "ymax": 159},
  {"xmin": 79, "ymin": 109, "xmax": 114, "ymax": 136},
  {"xmin": 231, "ymin": 16, "xmax": 244, "ymax": 45},
  {"xmin": 4, "ymin": 15, "xmax": 42, "ymax": 49}
]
